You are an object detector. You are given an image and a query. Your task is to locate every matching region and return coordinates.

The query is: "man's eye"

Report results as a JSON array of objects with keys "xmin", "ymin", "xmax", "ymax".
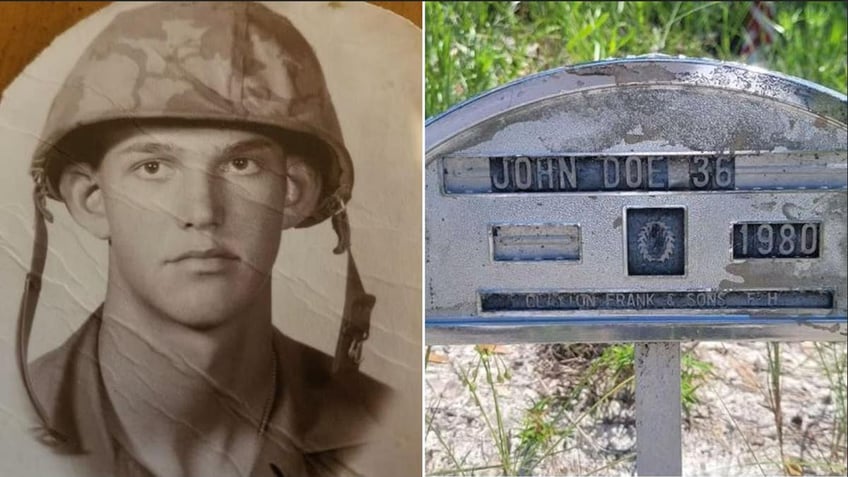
[
  {"xmin": 221, "ymin": 157, "xmax": 261, "ymax": 175},
  {"xmin": 133, "ymin": 160, "xmax": 172, "ymax": 179}
]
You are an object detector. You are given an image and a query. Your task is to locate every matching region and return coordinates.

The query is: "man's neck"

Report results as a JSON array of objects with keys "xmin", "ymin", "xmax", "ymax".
[{"xmin": 98, "ymin": 283, "xmax": 276, "ymax": 476}]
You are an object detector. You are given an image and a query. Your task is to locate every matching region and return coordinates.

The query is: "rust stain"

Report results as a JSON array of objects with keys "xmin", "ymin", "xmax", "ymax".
[{"xmin": 613, "ymin": 216, "xmax": 622, "ymax": 229}]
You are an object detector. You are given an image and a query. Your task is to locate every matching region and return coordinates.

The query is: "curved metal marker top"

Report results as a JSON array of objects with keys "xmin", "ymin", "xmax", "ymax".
[
  {"xmin": 427, "ymin": 55, "xmax": 847, "ymax": 157},
  {"xmin": 425, "ymin": 56, "xmax": 847, "ymax": 345}
]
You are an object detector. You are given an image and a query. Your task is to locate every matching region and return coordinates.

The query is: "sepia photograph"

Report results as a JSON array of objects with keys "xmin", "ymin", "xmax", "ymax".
[{"xmin": 0, "ymin": 2, "xmax": 421, "ymax": 477}]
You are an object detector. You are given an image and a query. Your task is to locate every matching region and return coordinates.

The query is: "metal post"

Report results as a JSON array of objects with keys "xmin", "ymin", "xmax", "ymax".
[{"xmin": 635, "ymin": 342, "xmax": 682, "ymax": 476}]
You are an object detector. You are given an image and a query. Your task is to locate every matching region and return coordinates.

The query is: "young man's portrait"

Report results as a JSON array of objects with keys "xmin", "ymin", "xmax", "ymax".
[{"xmin": 0, "ymin": 3, "xmax": 422, "ymax": 477}]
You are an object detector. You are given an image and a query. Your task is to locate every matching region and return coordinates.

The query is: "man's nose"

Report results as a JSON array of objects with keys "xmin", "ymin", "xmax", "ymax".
[{"xmin": 176, "ymin": 169, "xmax": 222, "ymax": 230}]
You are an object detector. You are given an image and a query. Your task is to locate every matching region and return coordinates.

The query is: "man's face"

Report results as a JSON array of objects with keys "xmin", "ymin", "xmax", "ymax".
[{"xmin": 95, "ymin": 125, "xmax": 291, "ymax": 328}]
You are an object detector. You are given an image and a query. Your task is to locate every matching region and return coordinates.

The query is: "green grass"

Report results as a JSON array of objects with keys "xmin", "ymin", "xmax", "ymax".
[
  {"xmin": 426, "ymin": 343, "xmax": 712, "ymax": 475},
  {"xmin": 426, "ymin": 1, "xmax": 847, "ymax": 117},
  {"xmin": 428, "ymin": 345, "xmax": 641, "ymax": 476},
  {"xmin": 813, "ymin": 342, "xmax": 847, "ymax": 475},
  {"xmin": 594, "ymin": 344, "xmax": 713, "ymax": 416}
]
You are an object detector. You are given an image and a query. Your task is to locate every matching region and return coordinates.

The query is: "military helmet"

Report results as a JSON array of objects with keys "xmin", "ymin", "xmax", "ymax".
[{"xmin": 31, "ymin": 1, "xmax": 352, "ymax": 229}]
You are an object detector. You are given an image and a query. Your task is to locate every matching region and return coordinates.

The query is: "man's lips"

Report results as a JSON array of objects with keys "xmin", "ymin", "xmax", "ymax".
[{"xmin": 168, "ymin": 248, "xmax": 240, "ymax": 263}]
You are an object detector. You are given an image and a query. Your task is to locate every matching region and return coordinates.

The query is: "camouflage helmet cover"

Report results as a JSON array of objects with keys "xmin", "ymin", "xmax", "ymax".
[{"xmin": 31, "ymin": 1, "xmax": 352, "ymax": 228}]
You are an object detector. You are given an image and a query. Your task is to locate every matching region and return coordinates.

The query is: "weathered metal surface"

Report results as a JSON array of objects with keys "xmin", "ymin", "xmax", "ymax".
[
  {"xmin": 491, "ymin": 223, "xmax": 581, "ymax": 262},
  {"xmin": 443, "ymin": 152, "xmax": 846, "ymax": 194},
  {"xmin": 732, "ymin": 221, "xmax": 821, "ymax": 258},
  {"xmin": 635, "ymin": 343, "xmax": 682, "ymax": 476},
  {"xmin": 480, "ymin": 289, "xmax": 834, "ymax": 312},
  {"xmin": 426, "ymin": 56, "xmax": 848, "ymax": 344}
]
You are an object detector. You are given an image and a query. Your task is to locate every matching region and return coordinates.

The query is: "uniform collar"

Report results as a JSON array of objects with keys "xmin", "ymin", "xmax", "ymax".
[{"xmin": 32, "ymin": 307, "xmax": 389, "ymax": 477}]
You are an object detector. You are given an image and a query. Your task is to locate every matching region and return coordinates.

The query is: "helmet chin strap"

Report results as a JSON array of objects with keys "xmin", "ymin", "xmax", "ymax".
[
  {"xmin": 330, "ymin": 206, "xmax": 376, "ymax": 374},
  {"xmin": 16, "ymin": 187, "xmax": 68, "ymax": 448}
]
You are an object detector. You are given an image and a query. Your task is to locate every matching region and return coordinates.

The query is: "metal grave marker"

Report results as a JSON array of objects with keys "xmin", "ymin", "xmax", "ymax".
[{"xmin": 426, "ymin": 57, "xmax": 847, "ymax": 344}]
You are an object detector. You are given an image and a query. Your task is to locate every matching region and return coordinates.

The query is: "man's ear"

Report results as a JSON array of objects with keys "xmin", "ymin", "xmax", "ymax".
[
  {"xmin": 281, "ymin": 157, "xmax": 322, "ymax": 229},
  {"xmin": 58, "ymin": 163, "xmax": 110, "ymax": 240}
]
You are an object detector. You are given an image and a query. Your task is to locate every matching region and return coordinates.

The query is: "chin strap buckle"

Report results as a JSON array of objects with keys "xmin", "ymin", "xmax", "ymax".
[
  {"xmin": 332, "ymin": 249, "xmax": 375, "ymax": 374},
  {"xmin": 344, "ymin": 293, "xmax": 376, "ymax": 365}
]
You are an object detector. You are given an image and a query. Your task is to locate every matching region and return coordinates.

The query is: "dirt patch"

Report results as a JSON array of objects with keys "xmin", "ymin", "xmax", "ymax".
[{"xmin": 425, "ymin": 341, "xmax": 846, "ymax": 476}]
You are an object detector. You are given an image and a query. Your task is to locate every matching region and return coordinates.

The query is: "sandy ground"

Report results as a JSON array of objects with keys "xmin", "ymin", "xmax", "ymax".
[{"xmin": 425, "ymin": 341, "xmax": 847, "ymax": 476}]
